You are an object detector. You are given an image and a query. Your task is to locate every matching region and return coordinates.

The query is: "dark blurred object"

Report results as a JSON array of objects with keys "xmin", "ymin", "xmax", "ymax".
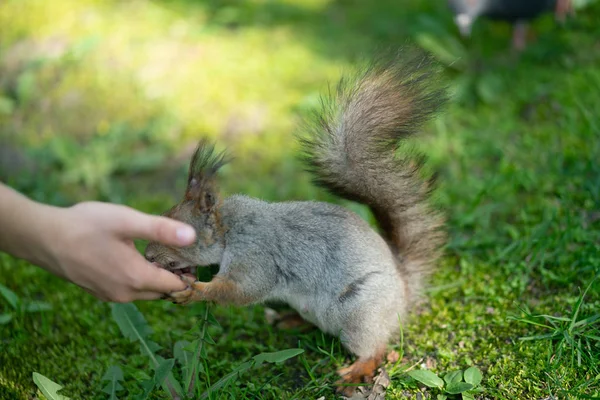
[{"xmin": 448, "ymin": 0, "xmax": 573, "ymax": 50}]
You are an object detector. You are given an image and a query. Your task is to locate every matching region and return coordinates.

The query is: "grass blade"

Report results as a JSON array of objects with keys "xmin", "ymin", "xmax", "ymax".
[
  {"xmin": 569, "ymin": 278, "xmax": 597, "ymax": 333},
  {"xmin": 200, "ymin": 361, "xmax": 254, "ymax": 399}
]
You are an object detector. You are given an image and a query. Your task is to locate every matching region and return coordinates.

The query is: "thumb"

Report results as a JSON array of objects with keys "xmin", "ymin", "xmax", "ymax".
[
  {"xmin": 133, "ymin": 259, "xmax": 188, "ymax": 294},
  {"xmin": 119, "ymin": 208, "xmax": 196, "ymax": 247}
]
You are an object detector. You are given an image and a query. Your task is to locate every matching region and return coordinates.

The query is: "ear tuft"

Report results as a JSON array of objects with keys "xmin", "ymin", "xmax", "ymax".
[{"xmin": 186, "ymin": 140, "xmax": 229, "ymax": 211}]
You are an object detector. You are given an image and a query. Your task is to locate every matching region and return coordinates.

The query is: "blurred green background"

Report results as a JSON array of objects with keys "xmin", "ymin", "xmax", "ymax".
[{"xmin": 1, "ymin": 0, "xmax": 599, "ymax": 399}]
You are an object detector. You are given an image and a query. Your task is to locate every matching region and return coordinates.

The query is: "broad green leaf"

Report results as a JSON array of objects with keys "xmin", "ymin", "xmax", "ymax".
[
  {"xmin": 154, "ymin": 357, "xmax": 183, "ymax": 398},
  {"xmin": 203, "ymin": 331, "xmax": 216, "ymax": 345},
  {"xmin": 0, "ymin": 313, "xmax": 13, "ymax": 324},
  {"xmin": 462, "ymin": 392, "xmax": 475, "ymax": 400},
  {"xmin": 253, "ymin": 349, "xmax": 304, "ymax": 366},
  {"xmin": 445, "ymin": 382, "xmax": 474, "ymax": 394},
  {"xmin": 437, "ymin": 395, "xmax": 447, "ymax": 400},
  {"xmin": 101, "ymin": 381, "xmax": 124, "ymax": 398},
  {"xmin": 175, "ymin": 340, "xmax": 201, "ymax": 396},
  {"xmin": 182, "ymin": 338, "xmax": 205, "ymax": 379},
  {"xmin": 134, "ymin": 379, "xmax": 155, "ymax": 400},
  {"xmin": 206, "ymin": 312, "xmax": 221, "ymax": 327},
  {"xmin": 101, "ymin": 365, "xmax": 124, "ymax": 400},
  {"xmin": 110, "ymin": 303, "xmax": 153, "ymax": 342},
  {"xmin": 110, "ymin": 304, "xmax": 181, "ymax": 399},
  {"xmin": 154, "ymin": 356, "xmax": 183, "ymax": 397},
  {"xmin": 174, "ymin": 340, "xmax": 193, "ymax": 370},
  {"xmin": 143, "ymin": 341, "xmax": 162, "ymax": 354},
  {"xmin": 444, "ymin": 370, "xmax": 462, "ymax": 385},
  {"xmin": 0, "ymin": 283, "xmax": 19, "ymax": 309},
  {"xmin": 408, "ymin": 370, "xmax": 444, "ymax": 388},
  {"xmin": 182, "ymin": 341, "xmax": 197, "ymax": 352},
  {"xmin": 32, "ymin": 372, "xmax": 70, "ymax": 400},
  {"xmin": 130, "ymin": 370, "xmax": 152, "ymax": 382},
  {"xmin": 464, "ymin": 366, "xmax": 483, "ymax": 386},
  {"xmin": 101, "ymin": 365, "xmax": 124, "ymax": 381},
  {"xmin": 153, "ymin": 359, "xmax": 175, "ymax": 388},
  {"xmin": 25, "ymin": 301, "xmax": 52, "ymax": 312}
]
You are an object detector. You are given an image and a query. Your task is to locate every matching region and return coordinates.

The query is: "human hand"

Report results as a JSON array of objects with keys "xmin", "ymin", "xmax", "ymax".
[{"xmin": 38, "ymin": 202, "xmax": 196, "ymax": 302}]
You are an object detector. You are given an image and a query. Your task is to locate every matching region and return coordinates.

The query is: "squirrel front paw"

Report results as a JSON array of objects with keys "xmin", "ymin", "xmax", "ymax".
[{"xmin": 165, "ymin": 274, "xmax": 205, "ymax": 305}]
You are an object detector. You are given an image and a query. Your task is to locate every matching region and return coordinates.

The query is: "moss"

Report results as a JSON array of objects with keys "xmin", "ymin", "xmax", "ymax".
[{"xmin": 1, "ymin": 0, "xmax": 599, "ymax": 399}]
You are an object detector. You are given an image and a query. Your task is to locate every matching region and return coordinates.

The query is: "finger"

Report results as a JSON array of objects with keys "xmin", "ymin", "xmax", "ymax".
[
  {"xmin": 118, "ymin": 208, "xmax": 196, "ymax": 247},
  {"xmin": 132, "ymin": 291, "xmax": 165, "ymax": 301},
  {"xmin": 133, "ymin": 260, "xmax": 188, "ymax": 293},
  {"xmin": 181, "ymin": 274, "xmax": 196, "ymax": 286}
]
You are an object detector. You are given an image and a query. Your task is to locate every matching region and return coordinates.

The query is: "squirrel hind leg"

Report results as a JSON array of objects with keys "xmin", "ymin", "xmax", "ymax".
[
  {"xmin": 274, "ymin": 311, "xmax": 315, "ymax": 332},
  {"xmin": 335, "ymin": 348, "xmax": 386, "ymax": 397}
]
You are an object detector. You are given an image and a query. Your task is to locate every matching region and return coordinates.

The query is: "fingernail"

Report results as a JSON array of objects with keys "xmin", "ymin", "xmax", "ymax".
[{"xmin": 176, "ymin": 226, "xmax": 196, "ymax": 244}]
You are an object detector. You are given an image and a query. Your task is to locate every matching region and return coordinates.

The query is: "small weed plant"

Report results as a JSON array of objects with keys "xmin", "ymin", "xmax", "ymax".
[
  {"xmin": 32, "ymin": 302, "xmax": 304, "ymax": 399},
  {"xmin": 408, "ymin": 366, "xmax": 484, "ymax": 400}
]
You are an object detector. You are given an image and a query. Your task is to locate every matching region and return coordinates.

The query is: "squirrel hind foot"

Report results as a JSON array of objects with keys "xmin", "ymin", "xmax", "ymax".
[{"xmin": 335, "ymin": 350, "xmax": 386, "ymax": 397}]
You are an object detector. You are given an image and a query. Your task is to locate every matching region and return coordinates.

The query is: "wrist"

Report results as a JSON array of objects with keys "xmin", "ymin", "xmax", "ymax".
[{"xmin": 22, "ymin": 200, "xmax": 69, "ymax": 277}]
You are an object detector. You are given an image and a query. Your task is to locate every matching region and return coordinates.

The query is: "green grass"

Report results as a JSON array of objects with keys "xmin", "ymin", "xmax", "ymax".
[{"xmin": 1, "ymin": 0, "xmax": 599, "ymax": 399}]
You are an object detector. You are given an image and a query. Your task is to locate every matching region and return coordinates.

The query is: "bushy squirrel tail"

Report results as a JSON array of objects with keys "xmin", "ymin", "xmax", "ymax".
[{"xmin": 299, "ymin": 49, "xmax": 447, "ymax": 299}]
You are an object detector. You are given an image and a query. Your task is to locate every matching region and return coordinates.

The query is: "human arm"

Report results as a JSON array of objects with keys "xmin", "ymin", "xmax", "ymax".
[{"xmin": 0, "ymin": 182, "xmax": 195, "ymax": 302}]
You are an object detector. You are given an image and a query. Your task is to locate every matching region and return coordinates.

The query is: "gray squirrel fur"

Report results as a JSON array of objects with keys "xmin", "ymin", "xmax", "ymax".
[{"xmin": 145, "ymin": 49, "xmax": 447, "ymax": 394}]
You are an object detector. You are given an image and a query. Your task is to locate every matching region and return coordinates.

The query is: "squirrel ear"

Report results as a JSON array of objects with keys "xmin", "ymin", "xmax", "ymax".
[
  {"xmin": 204, "ymin": 191, "xmax": 216, "ymax": 210},
  {"xmin": 185, "ymin": 140, "xmax": 228, "ymax": 212}
]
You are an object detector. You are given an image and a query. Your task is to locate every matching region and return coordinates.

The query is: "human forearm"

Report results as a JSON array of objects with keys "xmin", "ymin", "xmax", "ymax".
[{"xmin": 0, "ymin": 183, "xmax": 61, "ymax": 271}]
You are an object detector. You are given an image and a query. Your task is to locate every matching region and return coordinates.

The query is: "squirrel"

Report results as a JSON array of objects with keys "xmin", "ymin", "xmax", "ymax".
[{"xmin": 144, "ymin": 49, "xmax": 447, "ymax": 397}]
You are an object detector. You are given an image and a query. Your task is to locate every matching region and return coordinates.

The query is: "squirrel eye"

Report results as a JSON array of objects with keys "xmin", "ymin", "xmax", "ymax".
[
  {"xmin": 168, "ymin": 261, "xmax": 178, "ymax": 268},
  {"xmin": 148, "ymin": 257, "xmax": 156, "ymax": 263}
]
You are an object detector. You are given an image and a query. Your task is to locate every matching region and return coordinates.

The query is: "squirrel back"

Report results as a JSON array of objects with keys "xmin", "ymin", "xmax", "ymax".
[{"xmin": 299, "ymin": 50, "xmax": 447, "ymax": 297}]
